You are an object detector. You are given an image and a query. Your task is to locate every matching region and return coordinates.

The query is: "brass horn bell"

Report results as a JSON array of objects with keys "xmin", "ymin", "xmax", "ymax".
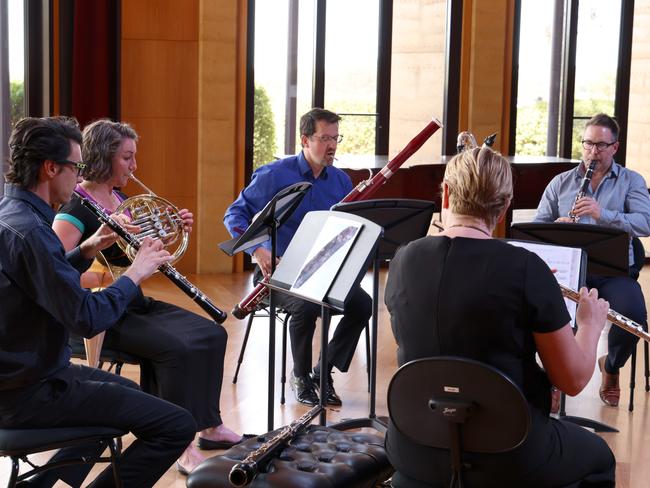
[{"xmin": 114, "ymin": 174, "xmax": 189, "ymax": 266}]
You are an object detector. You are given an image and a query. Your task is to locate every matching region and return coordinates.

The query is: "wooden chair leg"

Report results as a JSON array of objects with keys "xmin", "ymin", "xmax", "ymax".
[
  {"xmin": 629, "ymin": 346, "xmax": 637, "ymax": 412},
  {"xmin": 643, "ymin": 341, "xmax": 650, "ymax": 391},
  {"xmin": 233, "ymin": 312, "xmax": 256, "ymax": 384}
]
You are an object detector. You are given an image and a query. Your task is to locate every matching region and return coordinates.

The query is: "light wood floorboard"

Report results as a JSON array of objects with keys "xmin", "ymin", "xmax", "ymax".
[{"xmin": 3, "ymin": 269, "xmax": 650, "ymax": 487}]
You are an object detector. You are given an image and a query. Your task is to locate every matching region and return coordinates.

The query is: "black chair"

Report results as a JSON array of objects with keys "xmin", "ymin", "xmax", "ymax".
[
  {"xmin": 69, "ymin": 336, "xmax": 141, "ymax": 376},
  {"xmin": 232, "ymin": 303, "xmax": 371, "ymax": 404},
  {"xmin": 628, "ymin": 236, "xmax": 649, "ymax": 411},
  {"xmin": 387, "ymin": 356, "xmax": 530, "ymax": 488},
  {"xmin": 0, "ymin": 426, "xmax": 125, "ymax": 488}
]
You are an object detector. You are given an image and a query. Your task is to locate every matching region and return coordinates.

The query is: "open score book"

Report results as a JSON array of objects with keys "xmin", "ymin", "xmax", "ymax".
[{"xmin": 507, "ymin": 240, "xmax": 586, "ymax": 326}]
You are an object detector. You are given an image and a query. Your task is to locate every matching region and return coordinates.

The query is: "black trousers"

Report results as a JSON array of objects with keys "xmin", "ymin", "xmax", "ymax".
[
  {"xmin": 72, "ymin": 296, "xmax": 228, "ymax": 430},
  {"xmin": 387, "ymin": 414, "xmax": 615, "ymax": 487},
  {"xmin": 256, "ymin": 268, "xmax": 372, "ymax": 377},
  {"xmin": 0, "ymin": 364, "xmax": 196, "ymax": 488},
  {"xmin": 587, "ymin": 274, "xmax": 648, "ymax": 373}
]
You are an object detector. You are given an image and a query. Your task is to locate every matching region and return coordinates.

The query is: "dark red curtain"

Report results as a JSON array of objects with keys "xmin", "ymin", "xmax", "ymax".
[{"xmin": 61, "ymin": 0, "xmax": 119, "ymax": 127}]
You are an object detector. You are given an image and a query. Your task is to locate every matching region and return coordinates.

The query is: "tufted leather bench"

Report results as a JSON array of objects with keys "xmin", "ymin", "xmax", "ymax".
[{"xmin": 187, "ymin": 425, "xmax": 392, "ymax": 488}]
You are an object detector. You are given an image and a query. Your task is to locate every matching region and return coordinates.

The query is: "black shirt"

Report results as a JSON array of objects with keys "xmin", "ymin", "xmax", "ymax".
[{"xmin": 385, "ymin": 236, "xmax": 569, "ymax": 415}]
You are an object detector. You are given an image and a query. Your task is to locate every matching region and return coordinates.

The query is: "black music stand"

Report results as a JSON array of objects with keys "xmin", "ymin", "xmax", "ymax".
[
  {"xmin": 511, "ymin": 222, "xmax": 626, "ymax": 432},
  {"xmin": 510, "ymin": 222, "xmax": 629, "ymax": 276},
  {"xmin": 219, "ymin": 182, "xmax": 311, "ymax": 431},
  {"xmin": 330, "ymin": 199, "xmax": 437, "ymax": 431},
  {"xmin": 268, "ymin": 210, "xmax": 383, "ymax": 426}
]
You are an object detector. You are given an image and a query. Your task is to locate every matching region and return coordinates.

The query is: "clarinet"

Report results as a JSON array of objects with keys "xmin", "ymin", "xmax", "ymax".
[
  {"xmin": 568, "ymin": 160, "xmax": 596, "ymax": 222},
  {"xmin": 231, "ymin": 117, "xmax": 444, "ymax": 319},
  {"xmin": 559, "ymin": 284, "xmax": 650, "ymax": 342},
  {"xmin": 228, "ymin": 405, "xmax": 322, "ymax": 487},
  {"xmin": 74, "ymin": 191, "xmax": 228, "ymax": 324}
]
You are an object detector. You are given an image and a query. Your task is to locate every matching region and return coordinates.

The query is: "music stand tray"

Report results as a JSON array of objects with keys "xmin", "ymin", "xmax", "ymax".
[
  {"xmin": 510, "ymin": 222, "xmax": 623, "ymax": 433},
  {"xmin": 269, "ymin": 210, "xmax": 383, "ymax": 425},
  {"xmin": 510, "ymin": 222, "xmax": 629, "ymax": 276},
  {"xmin": 329, "ymin": 199, "xmax": 437, "ymax": 432}
]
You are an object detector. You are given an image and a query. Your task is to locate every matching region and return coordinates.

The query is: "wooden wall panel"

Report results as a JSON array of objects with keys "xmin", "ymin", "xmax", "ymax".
[
  {"xmin": 121, "ymin": 1, "xmax": 200, "ymax": 274},
  {"xmin": 122, "ymin": 0, "xmax": 198, "ymax": 40},
  {"xmin": 197, "ymin": 0, "xmax": 243, "ymax": 273}
]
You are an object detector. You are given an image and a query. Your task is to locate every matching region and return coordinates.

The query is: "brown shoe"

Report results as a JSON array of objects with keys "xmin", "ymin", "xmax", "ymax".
[{"xmin": 598, "ymin": 355, "xmax": 620, "ymax": 407}]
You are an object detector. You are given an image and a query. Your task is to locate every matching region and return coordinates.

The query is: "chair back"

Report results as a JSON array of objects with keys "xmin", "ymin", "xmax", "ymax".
[
  {"xmin": 630, "ymin": 236, "xmax": 645, "ymax": 280},
  {"xmin": 387, "ymin": 356, "xmax": 530, "ymax": 453}
]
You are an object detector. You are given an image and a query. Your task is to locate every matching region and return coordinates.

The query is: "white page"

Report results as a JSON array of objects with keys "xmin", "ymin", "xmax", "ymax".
[{"xmin": 507, "ymin": 240, "xmax": 583, "ymax": 325}]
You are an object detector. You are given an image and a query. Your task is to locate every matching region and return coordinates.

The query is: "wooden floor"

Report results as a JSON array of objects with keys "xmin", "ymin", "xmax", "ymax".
[{"xmin": 4, "ymin": 268, "xmax": 650, "ymax": 487}]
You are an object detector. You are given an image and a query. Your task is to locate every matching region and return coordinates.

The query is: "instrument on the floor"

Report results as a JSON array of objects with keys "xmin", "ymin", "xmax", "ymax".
[
  {"xmin": 75, "ymin": 191, "xmax": 228, "ymax": 324},
  {"xmin": 228, "ymin": 405, "xmax": 323, "ymax": 486},
  {"xmin": 568, "ymin": 160, "xmax": 596, "ymax": 223},
  {"xmin": 559, "ymin": 284, "xmax": 650, "ymax": 342},
  {"xmin": 231, "ymin": 117, "xmax": 444, "ymax": 320},
  {"xmin": 113, "ymin": 173, "xmax": 189, "ymax": 265}
]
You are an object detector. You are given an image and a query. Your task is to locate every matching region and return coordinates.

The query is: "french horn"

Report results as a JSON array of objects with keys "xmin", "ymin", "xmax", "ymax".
[{"xmin": 115, "ymin": 173, "xmax": 189, "ymax": 266}]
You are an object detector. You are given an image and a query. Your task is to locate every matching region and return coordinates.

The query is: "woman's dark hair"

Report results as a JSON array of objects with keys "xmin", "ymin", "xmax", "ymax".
[
  {"xmin": 6, "ymin": 116, "xmax": 82, "ymax": 190},
  {"xmin": 299, "ymin": 108, "xmax": 341, "ymax": 137},
  {"xmin": 82, "ymin": 119, "xmax": 138, "ymax": 183}
]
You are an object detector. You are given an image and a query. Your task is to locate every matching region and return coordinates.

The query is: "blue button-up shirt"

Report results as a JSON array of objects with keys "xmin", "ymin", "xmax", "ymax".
[
  {"xmin": 0, "ymin": 184, "xmax": 139, "ymax": 392},
  {"xmin": 224, "ymin": 152, "xmax": 353, "ymax": 256},
  {"xmin": 534, "ymin": 161, "xmax": 650, "ymax": 264}
]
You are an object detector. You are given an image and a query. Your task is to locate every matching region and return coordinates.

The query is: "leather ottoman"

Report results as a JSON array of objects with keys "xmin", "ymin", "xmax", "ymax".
[{"xmin": 187, "ymin": 425, "xmax": 392, "ymax": 488}]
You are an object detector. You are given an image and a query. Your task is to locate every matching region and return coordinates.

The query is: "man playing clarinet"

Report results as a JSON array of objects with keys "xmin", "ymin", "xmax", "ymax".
[
  {"xmin": 224, "ymin": 108, "xmax": 371, "ymax": 406},
  {"xmin": 535, "ymin": 113, "xmax": 650, "ymax": 407}
]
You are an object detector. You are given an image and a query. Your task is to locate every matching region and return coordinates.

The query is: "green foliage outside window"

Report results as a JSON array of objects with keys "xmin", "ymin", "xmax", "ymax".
[
  {"xmin": 515, "ymin": 98, "xmax": 615, "ymax": 158},
  {"xmin": 10, "ymin": 81, "xmax": 24, "ymax": 126},
  {"xmin": 253, "ymin": 85, "xmax": 278, "ymax": 170}
]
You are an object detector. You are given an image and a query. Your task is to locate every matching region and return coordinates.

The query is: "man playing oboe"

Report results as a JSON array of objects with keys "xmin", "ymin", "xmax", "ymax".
[
  {"xmin": 224, "ymin": 108, "xmax": 371, "ymax": 407},
  {"xmin": 535, "ymin": 113, "xmax": 650, "ymax": 407},
  {"xmin": 0, "ymin": 116, "xmax": 196, "ymax": 486}
]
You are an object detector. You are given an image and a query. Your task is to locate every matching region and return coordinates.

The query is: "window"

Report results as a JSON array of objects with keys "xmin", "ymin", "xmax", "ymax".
[
  {"xmin": 249, "ymin": 0, "xmax": 392, "ymax": 171},
  {"xmin": 511, "ymin": 0, "xmax": 632, "ymax": 161},
  {"xmin": 8, "ymin": 0, "xmax": 25, "ymax": 126}
]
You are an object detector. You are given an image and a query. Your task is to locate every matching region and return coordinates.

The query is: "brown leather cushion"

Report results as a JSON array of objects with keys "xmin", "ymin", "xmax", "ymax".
[{"xmin": 187, "ymin": 425, "xmax": 392, "ymax": 488}]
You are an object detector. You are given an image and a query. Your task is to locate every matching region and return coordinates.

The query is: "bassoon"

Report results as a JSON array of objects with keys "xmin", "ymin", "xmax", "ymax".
[
  {"xmin": 228, "ymin": 405, "xmax": 322, "ymax": 486},
  {"xmin": 231, "ymin": 117, "xmax": 444, "ymax": 319},
  {"xmin": 75, "ymin": 191, "xmax": 228, "ymax": 324}
]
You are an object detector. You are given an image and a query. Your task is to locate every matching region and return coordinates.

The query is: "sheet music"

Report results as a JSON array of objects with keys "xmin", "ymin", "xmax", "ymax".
[{"xmin": 507, "ymin": 240, "xmax": 583, "ymax": 325}]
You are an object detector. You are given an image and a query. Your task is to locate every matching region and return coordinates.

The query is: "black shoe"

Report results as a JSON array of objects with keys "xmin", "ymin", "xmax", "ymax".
[
  {"xmin": 310, "ymin": 369, "xmax": 342, "ymax": 406},
  {"xmin": 290, "ymin": 373, "xmax": 320, "ymax": 406}
]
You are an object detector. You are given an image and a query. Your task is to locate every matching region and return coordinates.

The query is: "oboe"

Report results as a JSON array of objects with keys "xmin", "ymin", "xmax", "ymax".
[
  {"xmin": 231, "ymin": 117, "xmax": 444, "ymax": 319},
  {"xmin": 74, "ymin": 191, "xmax": 228, "ymax": 324},
  {"xmin": 568, "ymin": 160, "xmax": 596, "ymax": 222},
  {"xmin": 228, "ymin": 405, "xmax": 322, "ymax": 487},
  {"xmin": 559, "ymin": 284, "xmax": 650, "ymax": 342}
]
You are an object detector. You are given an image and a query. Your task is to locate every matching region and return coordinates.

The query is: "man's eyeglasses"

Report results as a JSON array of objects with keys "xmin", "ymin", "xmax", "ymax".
[
  {"xmin": 55, "ymin": 159, "xmax": 86, "ymax": 175},
  {"xmin": 581, "ymin": 140, "xmax": 617, "ymax": 151},
  {"xmin": 310, "ymin": 134, "xmax": 343, "ymax": 144}
]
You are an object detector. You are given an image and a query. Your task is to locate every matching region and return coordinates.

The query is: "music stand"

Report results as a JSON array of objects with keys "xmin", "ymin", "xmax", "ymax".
[
  {"xmin": 268, "ymin": 210, "xmax": 383, "ymax": 425},
  {"xmin": 510, "ymin": 222, "xmax": 629, "ymax": 276},
  {"xmin": 510, "ymin": 221, "xmax": 624, "ymax": 432},
  {"xmin": 329, "ymin": 198, "xmax": 437, "ymax": 431},
  {"xmin": 219, "ymin": 181, "xmax": 312, "ymax": 431}
]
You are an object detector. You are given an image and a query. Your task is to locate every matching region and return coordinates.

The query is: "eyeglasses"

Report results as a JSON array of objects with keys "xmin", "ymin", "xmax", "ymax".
[
  {"xmin": 310, "ymin": 134, "xmax": 343, "ymax": 144},
  {"xmin": 55, "ymin": 159, "xmax": 86, "ymax": 175},
  {"xmin": 581, "ymin": 140, "xmax": 617, "ymax": 151}
]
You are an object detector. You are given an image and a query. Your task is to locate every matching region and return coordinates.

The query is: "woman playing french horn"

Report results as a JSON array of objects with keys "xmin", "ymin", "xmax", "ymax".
[{"xmin": 52, "ymin": 119, "xmax": 248, "ymax": 475}]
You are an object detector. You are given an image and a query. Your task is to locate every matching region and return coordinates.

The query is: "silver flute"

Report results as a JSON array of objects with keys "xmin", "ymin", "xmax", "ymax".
[
  {"xmin": 559, "ymin": 284, "xmax": 650, "ymax": 342},
  {"xmin": 568, "ymin": 160, "xmax": 596, "ymax": 222}
]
